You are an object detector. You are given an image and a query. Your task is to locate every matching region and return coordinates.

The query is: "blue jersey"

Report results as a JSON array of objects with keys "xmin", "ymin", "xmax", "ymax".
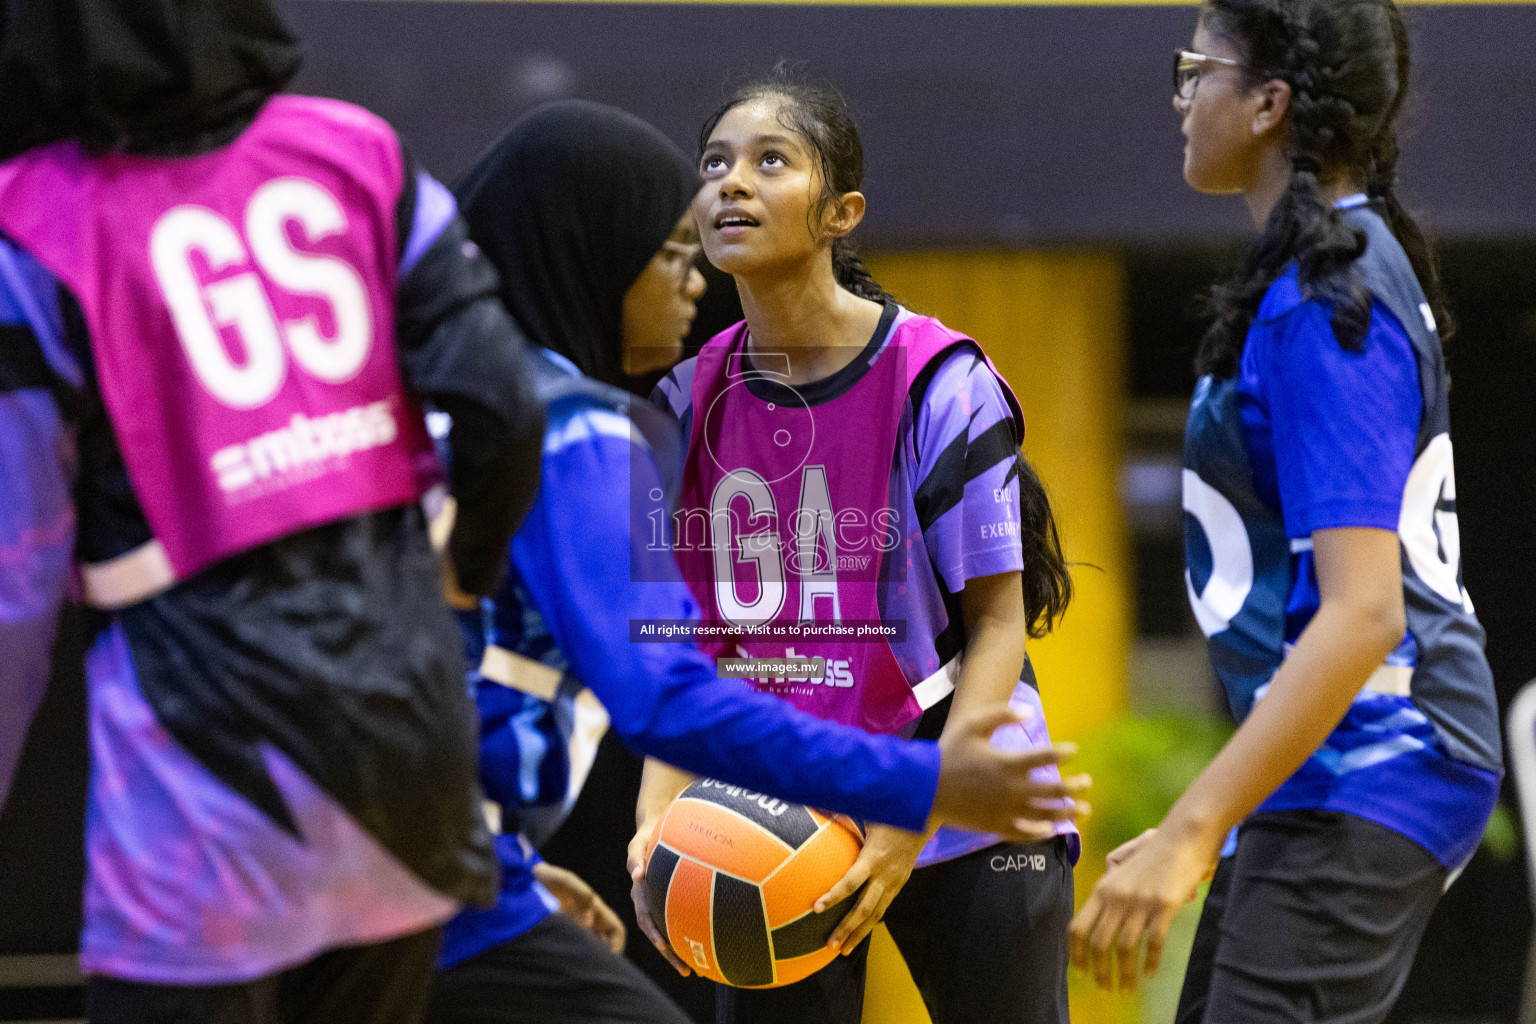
[
  {"xmin": 441, "ymin": 350, "xmax": 946, "ymax": 968},
  {"xmin": 1183, "ymin": 199, "xmax": 1501, "ymax": 869}
]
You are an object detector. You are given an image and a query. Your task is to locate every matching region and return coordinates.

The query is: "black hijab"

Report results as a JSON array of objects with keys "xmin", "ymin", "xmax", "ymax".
[
  {"xmin": 0, "ymin": 0, "xmax": 300, "ymax": 160},
  {"xmin": 454, "ymin": 100, "xmax": 700, "ymax": 388}
]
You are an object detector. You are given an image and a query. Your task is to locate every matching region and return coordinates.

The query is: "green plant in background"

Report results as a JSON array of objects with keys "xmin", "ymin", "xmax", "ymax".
[
  {"xmin": 1067, "ymin": 711, "xmax": 1233, "ymax": 1024},
  {"xmin": 1075, "ymin": 710, "xmax": 1521, "ymax": 863},
  {"xmin": 1480, "ymin": 801, "xmax": 1520, "ymax": 862},
  {"xmin": 1074, "ymin": 711, "xmax": 1235, "ymax": 853}
]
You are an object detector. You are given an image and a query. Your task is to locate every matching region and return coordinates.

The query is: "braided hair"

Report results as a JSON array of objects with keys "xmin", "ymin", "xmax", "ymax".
[
  {"xmin": 699, "ymin": 66, "xmax": 897, "ymax": 304},
  {"xmin": 1196, "ymin": 0, "xmax": 1452, "ymax": 377}
]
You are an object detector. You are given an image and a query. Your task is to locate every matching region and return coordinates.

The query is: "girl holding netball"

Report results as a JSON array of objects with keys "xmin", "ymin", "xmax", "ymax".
[
  {"xmin": 1069, "ymin": 2, "xmax": 1502, "ymax": 1021},
  {"xmin": 428, "ymin": 100, "xmax": 1086, "ymax": 1024},
  {"xmin": 635, "ymin": 72, "xmax": 1082, "ymax": 1024}
]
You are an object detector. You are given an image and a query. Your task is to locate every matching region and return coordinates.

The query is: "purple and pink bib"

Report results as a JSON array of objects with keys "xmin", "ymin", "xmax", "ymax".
[
  {"xmin": 675, "ymin": 314, "xmax": 1023, "ymax": 736},
  {"xmin": 0, "ymin": 95, "xmax": 435, "ymax": 605}
]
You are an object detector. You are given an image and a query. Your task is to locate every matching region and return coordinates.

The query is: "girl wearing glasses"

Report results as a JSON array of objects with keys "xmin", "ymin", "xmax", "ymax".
[
  {"xmin": 429, "ymin": 100, "xmax": 1084, "ymax": 1024},
  {"xmin": 634, "ymin": 71, "xmax": 1084, "ymax": 1024},
  {"xmin": 1070, "ymin": 2, "xmax": 1501, "ymax": 1021}
]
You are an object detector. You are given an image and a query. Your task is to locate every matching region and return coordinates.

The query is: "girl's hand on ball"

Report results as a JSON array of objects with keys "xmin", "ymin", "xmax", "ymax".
[
  {"xmin": 627, "ymin": 822, "xmax": 692, "ymax": 976},
  {"xmin": 931, "ymin": 705, "xmax": 1090, "ymax": 839},
  {"xmin": 816, "ymin": 824, "xmax": 928, "ymax": 955},
  {"xmin": 532, "ymin": 862, "xmax": 626, "ymax": 954}
]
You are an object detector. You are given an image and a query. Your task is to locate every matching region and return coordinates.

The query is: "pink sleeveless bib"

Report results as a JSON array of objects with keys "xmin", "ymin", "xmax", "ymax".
[
  {"xmin": 0, "ymin": 96, "xmax": 435, "ymax": 600},
  {"xmin": 675, "ymin": 314, "xmax": 1023, "ymax": 735}
]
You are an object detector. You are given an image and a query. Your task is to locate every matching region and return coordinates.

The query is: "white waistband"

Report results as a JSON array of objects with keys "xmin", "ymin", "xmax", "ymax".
[
  {"xmin": 912, "ymin": 656, "xmax": 961, "ymax": 710},
  {"xmin": 479, "ymin": 644, "xmax": 563, "ymax": 702},
  {"xmin": 80, "ymin": 540, "xmax": 175, "ymax": 610},
  {"xmin": 1363, "ymin": 663, "xmax": 1412, "ymax": 697}
]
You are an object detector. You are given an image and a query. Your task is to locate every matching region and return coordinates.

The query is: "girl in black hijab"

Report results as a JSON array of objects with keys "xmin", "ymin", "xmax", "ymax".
[
  {"xmin": 455, "ymin": 98, "xmax": 705, "ymax": 387},
  {"xmin": 0, "ymin": 0, "xmax": 301, "ymax": 157}
]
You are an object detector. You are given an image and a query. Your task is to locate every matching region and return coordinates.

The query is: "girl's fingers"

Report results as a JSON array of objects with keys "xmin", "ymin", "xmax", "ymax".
[
  {"xmin": 814, "ymin": 861, "xmax": 871, "ymax": 914},
  {"xmin": 1143, "ymin": 904, "xmax": 1180, "ymax": 979},
  {"xmin": 840, "ymin": 888, "xmax": 898, "ymax": 954},
  {"xmin": 1088, "ymin": 901, "xmax": 1127, "ymax": 992},
  {"xmin": 595, "ymin": 900, "xmax": 627, "ymax": 954},
  {"xmin": 1009, "ymin": 740, "xmax": 1078, "ymax": 771},
  {"xmin": 631, "ymin": 880, "xmax": 690, "ymax": 976},
  {"xmin": 1067, "ymin": 894, "xmax": 1098, "ymax": 972},
  {"xmin": 828, "ymin": 883, "xmax": 885, "ymax": 951},
  {"xmin": 1113, "ymin": 909, "xmax": 1149, "ymax": 993}
]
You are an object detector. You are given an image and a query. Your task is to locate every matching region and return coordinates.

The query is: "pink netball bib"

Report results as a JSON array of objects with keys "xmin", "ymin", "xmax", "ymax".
[
  {"xmin": 0, "ymin": 96, "xmax": 435, "ymax": 590},
  {"xmin": 676, "ymin": 314, "xmax": 1023, "ymax": 735}
]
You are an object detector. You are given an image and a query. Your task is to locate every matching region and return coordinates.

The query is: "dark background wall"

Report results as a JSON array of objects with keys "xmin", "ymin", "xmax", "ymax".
[{"xmin": 281, "ymin": 1, "xmax": 1536, "ymax": 243}]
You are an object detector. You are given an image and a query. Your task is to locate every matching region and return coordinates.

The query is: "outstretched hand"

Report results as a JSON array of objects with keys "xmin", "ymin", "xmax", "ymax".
[
  {"xmin": 1067, "ymin": 824, "xmax": 1219, "ymax": 992},
  {"xmin": 930, "ymin": 705, "xmax": 1090, "ymax": 840}
]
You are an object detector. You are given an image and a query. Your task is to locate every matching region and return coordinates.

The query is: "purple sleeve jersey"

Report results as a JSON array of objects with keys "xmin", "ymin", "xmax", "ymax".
[
  {"xmin": 893, "ymin": 324, "xmax": 1076, "ymax": 865},
  {"xmin": 882, "ymin": 328, "xmax": 1025, "ymax": 687},
  {"xmin": 0, "ymin": 170, "xmax": 528, "ymax": 987},
  {"xmin": 910, "ymin": 344, "xmax": 1027, "ymax": 592},
  {"xmin": 0, "ymin": 240, "xmax": 77, "ymax": 813}
]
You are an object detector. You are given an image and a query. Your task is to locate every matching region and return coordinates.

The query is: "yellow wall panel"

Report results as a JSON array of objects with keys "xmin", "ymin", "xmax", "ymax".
[
  {"xmin": 859, "ymin": 249, "xmax": 1136, "ymax": 1024},
  {"xmin": 865, "ymin": 250, "xmax": 1132, "ymax": 742}
]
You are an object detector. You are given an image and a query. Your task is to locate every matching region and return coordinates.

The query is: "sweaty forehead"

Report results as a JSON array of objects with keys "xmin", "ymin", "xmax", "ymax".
[{"xmin": 708, "ymin": 98, "xmax": 809, "ymax": 151}]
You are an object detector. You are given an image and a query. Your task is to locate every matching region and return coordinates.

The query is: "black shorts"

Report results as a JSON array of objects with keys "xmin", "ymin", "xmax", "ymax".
[
  {"xmin": 87, "ymin": 926, "xmax": 443, "ymax": 1024},
  {"xmin": 1176, "ymin": 810, "xmax": 1447, "ymax": 1024},
  {"xmin": 715, "ymin": 836, "xmax": 1073, "ymax": 1024},
  {"xmin": 425, "ymin": 912, "xmax": 693, "ymax": 1024}
]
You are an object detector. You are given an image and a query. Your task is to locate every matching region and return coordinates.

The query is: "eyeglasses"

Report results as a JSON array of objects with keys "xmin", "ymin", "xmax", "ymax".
[
  {"xmin": 1173, "ymin": 49, "xmax": 1255, "ymax": 101},
  {"xmin": 660, "ymin": 239, "xmax": 703, "ymax": 294}
]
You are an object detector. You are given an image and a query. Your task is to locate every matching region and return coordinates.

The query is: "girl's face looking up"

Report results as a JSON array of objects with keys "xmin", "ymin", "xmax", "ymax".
[
  {"xmin": 622, "ymin": 213, "xmax": 706, "ymax": 375},
  {"xmin": 693, "ymin": 97, "xmax": 862, "ymax": 281}
]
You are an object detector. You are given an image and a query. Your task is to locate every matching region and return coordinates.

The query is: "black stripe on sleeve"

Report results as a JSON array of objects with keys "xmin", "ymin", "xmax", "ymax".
[
  {"xmin": 964, "ymin": 420, "xmax": 1022, "ymax": 484},
  {"xmin": 912, "ymin": 414, "xmax": 973, "ymax": 534}
]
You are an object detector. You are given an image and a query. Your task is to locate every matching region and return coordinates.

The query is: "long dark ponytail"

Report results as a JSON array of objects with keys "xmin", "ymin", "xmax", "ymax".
[
  {"xmin": 701, "ymin": 68, "xmax": 1073, "ymax": 636},
  {"xmin": 699, "ymin": 66, "xmax": 895, "ymax": 304},
  {"xmin": 1196, "ymin": 0, "xmax": 1452, "ymax": 378}
]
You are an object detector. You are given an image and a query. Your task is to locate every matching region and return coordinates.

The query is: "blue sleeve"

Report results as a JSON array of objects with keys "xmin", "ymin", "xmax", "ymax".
[
  {"xmin": 0, "ymin": 242, "xmax": 77, "ymax": 812},
  {"xmin": 1257, "ymin": 300, "xmax": 1421, "ymax": 537},
  {"xmin": 509, "ymin": 403, "xmax": 941, "ymax": 830}
]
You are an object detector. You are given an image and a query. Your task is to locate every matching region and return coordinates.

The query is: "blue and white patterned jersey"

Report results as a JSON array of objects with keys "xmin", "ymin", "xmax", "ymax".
[{"xmin": 1184, "ymin": 199, "xmax": 1501, "ymax": 869}]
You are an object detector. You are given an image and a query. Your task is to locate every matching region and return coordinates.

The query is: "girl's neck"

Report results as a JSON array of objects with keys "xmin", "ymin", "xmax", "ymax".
[
  {"xmin": 734, "ymin": 256, "xmax": 884, "ymax": 386},
  {"xmin": 1244, "ymin": 146, "xmax": 1365, "ymax": 228}
]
